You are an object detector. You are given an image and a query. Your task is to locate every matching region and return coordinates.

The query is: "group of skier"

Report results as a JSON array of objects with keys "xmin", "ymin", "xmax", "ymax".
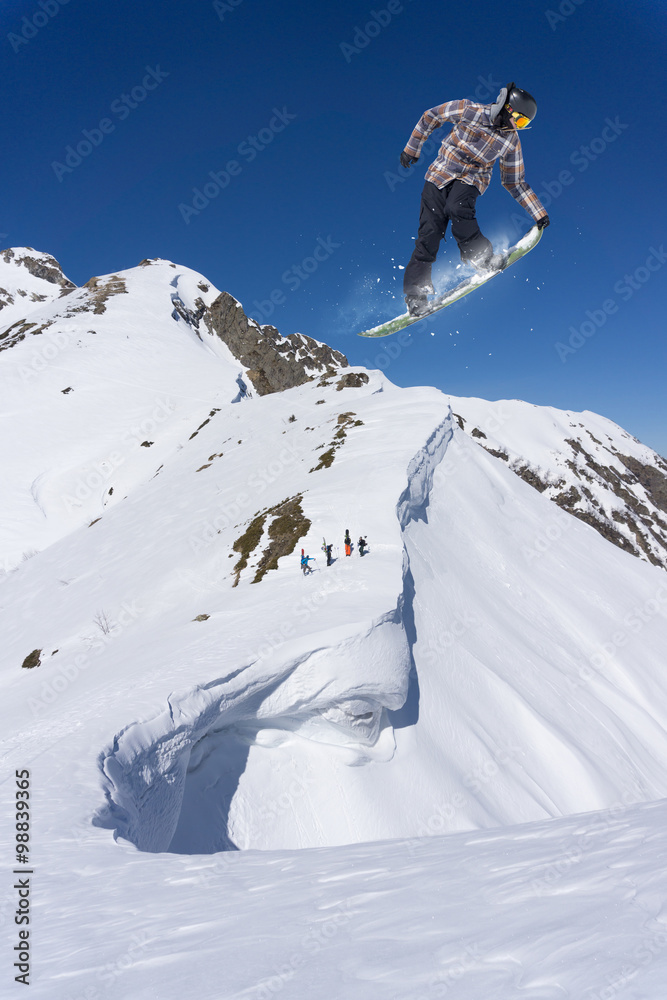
[
  {"xmin": 344, "ymin": 530, "xmax": 367, "ymax": 558},
  {"xmin": 300, "ymin": 529, "xmax": 368, "ymax": 575}
]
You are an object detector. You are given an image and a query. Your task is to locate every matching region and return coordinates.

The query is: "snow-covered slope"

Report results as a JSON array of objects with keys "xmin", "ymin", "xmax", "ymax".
[
  {"xmin": 448, "ymin": 395, "xmax": 667, "ymax": 570},
  {"xmin": 1, "ymin": 247, "xmax": 667, "ymax": 996},
  {"xmin": 0, "ymin": 253, "xmax": 345, "ymax": 571},
  {"xmin": 0, "ymin": 247, "xmax": 76, "ymax": 335}
]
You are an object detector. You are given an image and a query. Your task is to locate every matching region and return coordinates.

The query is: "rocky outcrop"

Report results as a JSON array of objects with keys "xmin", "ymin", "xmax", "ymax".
[
  {"xmin": 203, "ymin": 291, "xmax": 348, "ymax": 396},
  {"xmin": 519, "ymin": 445, "xmax": 667, "ymax": 569},
  {"xmin": 1, "ymin": 248, "xmax": 76, "ymax": 295},
  {"xmin": 0, "ymin": 317, "xmax": 53, "ymax": 353},
  {"xmin": 456, "ymin": 408, "xmax": 667, "ymax": 571}
]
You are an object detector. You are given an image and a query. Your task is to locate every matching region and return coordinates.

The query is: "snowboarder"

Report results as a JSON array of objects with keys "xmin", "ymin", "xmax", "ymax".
[
  {"xmin": 300, "ymin": 552, "xmax": 315, "ymax": 575},
  {"xmin": 400, "ymin": 83, "xmax": 550, "ymax": 317},
  {"xmin": 344, "ymin": 530, "xmax": 352, "ymax": 557},
  {"xmin": 322, "ymin": 538, "xmax": 335, "ymax": 566},
  {"xmin": 358, "ymin": 536, "xmax": 367, "ymax": 557}
]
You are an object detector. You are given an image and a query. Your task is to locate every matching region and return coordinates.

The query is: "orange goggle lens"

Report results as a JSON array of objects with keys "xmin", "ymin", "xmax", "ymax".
[{"xmin": 509, "ymin": 109, "xmax": 530, "ymax": 129}]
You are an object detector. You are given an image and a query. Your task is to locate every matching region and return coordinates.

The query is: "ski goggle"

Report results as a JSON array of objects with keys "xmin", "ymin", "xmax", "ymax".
[{"xmin": 508, "ymin": 106, "xmax": 531, "ymax": 129}]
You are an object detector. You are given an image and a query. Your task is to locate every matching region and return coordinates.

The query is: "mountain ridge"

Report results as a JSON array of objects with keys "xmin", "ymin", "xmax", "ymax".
[{"xmin": 2, "ymin": 244, "xmax": 665, "ymax": 573}]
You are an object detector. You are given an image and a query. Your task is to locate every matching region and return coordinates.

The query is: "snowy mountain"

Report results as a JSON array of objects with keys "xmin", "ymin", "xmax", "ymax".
[
  {"xmin": 0, "ymin": 247, "xmax": 76, "ymax": 343},
  {"xmin": 1, "ymin": 247, "xmax": 666, "ymax": 997},
  {"xmin": 449, "ymin": 396, "xmax": 667, "ymax": 570}
]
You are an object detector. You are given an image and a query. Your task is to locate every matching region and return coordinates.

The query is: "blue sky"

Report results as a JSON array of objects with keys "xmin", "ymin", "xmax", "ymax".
[{"xmin": 4, "ymin": 0, "xmax": 667, "ymax": 453}]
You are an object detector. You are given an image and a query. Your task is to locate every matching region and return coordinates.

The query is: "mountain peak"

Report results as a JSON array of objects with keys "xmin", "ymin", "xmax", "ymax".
[
  {"xmin": 1, "ymin": 246, "xmax": 76, "ymax": 292},
  {"xmin": 203, "ymin": 290, "xmax": 348, "ymax": 396}
]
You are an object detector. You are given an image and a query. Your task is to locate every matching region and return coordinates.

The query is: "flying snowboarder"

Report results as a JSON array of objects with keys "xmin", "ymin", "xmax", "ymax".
[{"xmin": 400, "ymin": 83, "xmax": 550, "ymax": 317}]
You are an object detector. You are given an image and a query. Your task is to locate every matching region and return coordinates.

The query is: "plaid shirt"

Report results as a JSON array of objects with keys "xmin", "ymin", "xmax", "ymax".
[{"xmin": 404, "ymin": 99, "xmax": 546, "ymax": 222}]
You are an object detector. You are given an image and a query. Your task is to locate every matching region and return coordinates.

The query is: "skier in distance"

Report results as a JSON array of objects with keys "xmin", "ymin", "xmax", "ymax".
[
  {"xmin": 344, "ymin": 530, "xmax": 352, "ymax": 557},
  {"xmin": 400, "ymin": 83, "xmax": 550, "ymax": 317}
]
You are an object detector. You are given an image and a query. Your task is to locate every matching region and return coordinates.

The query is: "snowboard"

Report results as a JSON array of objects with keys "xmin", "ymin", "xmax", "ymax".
[{"xmin": 358, "ymin": 225, "xmax": 543, "ymax": 338}]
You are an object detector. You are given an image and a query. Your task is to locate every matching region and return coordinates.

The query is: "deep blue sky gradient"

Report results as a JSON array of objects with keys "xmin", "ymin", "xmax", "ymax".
[{"xmin": 4, "ymin": 0, "xmax": 667, "ymax": 452}]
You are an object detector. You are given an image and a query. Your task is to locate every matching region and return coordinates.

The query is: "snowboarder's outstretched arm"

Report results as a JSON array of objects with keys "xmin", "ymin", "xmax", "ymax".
[
  {"xmin": 499, "ymin": 135, "xmax": 547, "ymax": 223},
  {"xmin": 402, "ymin": 99, "xmax": 468, "ymax": 162}
]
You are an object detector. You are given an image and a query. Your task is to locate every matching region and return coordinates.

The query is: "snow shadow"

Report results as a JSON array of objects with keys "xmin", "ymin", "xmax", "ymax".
[
  {"xmin": 94, "ymin": 674, "xmax": 289, "ymax": 854},
  {"xmin": 387, "ymin": 565, "xmax": 420, "ymax": 729},
  {"xmin": 168, "ymin": 727, "xmax": 250, "ymax": 853}
]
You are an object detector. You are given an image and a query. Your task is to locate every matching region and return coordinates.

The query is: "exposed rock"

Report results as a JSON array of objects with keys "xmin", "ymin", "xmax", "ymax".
[
  {"xmin": 482, "ymin": 434, "xmax": 667, "ymax": 570},
  {"xmin": 0, "ymin": 318, "xmax": 53, "ymax": 353},
  {"xmin": 336, "ymin": 372, "xmax": 369, "ymax": 391},
  {"xmin": 202, "ymin": 292, "xmax": 348, "ymax": 396},
  {"xmin": 81, "ymin": 274, "xmax": 128, "ymax": 314},
  {"xmin": 252, "ymin": 495, "xmax": 311, "ymax": 583},
  {"xmin": 457, "ymin": 402, "xmax": 667, "ymax": 570},
  {"xmin": 616, "ymin": 454, "xmax": 667, "ymax": 515},
  {"xmin": 1, "ymin": 248, "xmax": 76, "ymax": 295},
  {"xmin": 513, "ymin": 464, "xmax": 551, "ymax": 493},
  {"xmin": 310, "ymin": 411, "xmax": 362, "ymax": 473},
  {"xmin": 22, "ymin": 649, "xmax": 42, "ymax": 669},
  {"xmin": 482, "ymin": 446, "xmax": 509, "ymax": 461}
]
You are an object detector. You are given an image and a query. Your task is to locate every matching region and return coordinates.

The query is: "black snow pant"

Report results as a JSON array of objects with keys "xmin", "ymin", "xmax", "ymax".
[{"xmin": 403, "ymin": 180, "xmax": 493, "ymax": 297}]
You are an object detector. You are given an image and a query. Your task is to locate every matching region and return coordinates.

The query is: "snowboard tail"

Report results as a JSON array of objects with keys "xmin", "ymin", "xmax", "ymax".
[{"xmin": 358, "ymin": 225, "xmax": 543, "ymax": 338}]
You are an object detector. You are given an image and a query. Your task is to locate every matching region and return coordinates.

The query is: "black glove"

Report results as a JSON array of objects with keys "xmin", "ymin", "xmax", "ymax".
[
  {"xmin": 536, "ymin": 215, "xmax": 550, "ymax": 229},
  {"xmin": 400, "ymin": 151, "xmax": 418, "ymax": 169}
]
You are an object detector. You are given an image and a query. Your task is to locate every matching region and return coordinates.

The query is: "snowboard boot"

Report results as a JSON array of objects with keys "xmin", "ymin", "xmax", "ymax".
[
  {"xmin": 405, "ymin": 293, "xmax": 429, "ymax": 317},
  {"xmin": 469, "ymin": 250, "xmax": 505, "ymax": 275}
]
